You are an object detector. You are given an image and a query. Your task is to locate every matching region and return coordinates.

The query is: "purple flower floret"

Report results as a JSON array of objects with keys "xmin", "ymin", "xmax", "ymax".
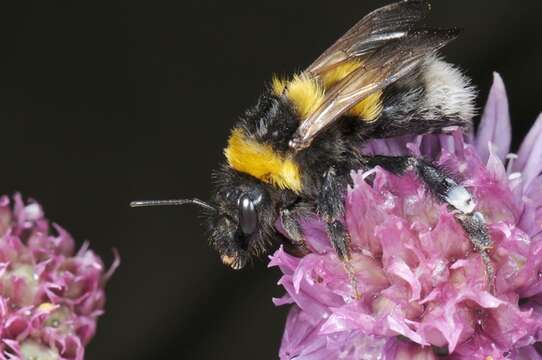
[
  {"xmin": 0, "ymin": 194, "xmax": 118, "ymax": 360},
  {"xmin": 271, "ymin": 73, "xmax": 542, "ymax": 359}
]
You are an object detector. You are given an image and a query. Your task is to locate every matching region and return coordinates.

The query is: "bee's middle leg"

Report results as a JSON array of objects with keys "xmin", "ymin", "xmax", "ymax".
[
  {"xmin": 319, "ymin": 166, "xmax": 362, "ymax": 298},
  {"xmin": 319, "ymin": 166, "xmax": 352, "ymax": 260}
]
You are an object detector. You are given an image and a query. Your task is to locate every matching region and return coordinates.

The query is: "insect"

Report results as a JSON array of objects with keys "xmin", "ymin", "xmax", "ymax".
[{"xmin": 131, "ymin": 0, "xmax": 494, "ymax": 288}]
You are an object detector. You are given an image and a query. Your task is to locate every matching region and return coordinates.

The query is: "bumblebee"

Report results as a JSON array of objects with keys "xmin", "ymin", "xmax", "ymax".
[{"xmin": 132, "ymin": 0, "xmax": 494, "ymax": 286}]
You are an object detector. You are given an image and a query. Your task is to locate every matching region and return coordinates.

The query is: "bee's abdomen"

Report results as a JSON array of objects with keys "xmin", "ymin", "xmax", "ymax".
[
  {"xmin": 420, "ymin": 55, "xmax": 477, "ymax": 124},
  {"xmin": 372, "ymin": 55, "xmax": 477, "ymax": 139}
]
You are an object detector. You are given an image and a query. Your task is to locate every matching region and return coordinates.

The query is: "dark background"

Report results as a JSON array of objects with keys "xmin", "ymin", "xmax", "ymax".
[{"xmin": 1, "ymin": 1, "xmax": 541, "ymax": 359}]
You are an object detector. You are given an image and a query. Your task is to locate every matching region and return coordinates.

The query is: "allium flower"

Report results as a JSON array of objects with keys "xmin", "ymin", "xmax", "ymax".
[
  {"xmin": 271, "ymin": 73, "xmax": 542, "ymax": 359},
  {"xmin": 0, "ymin": 194, "xmax": 118, "ymax": 360}
]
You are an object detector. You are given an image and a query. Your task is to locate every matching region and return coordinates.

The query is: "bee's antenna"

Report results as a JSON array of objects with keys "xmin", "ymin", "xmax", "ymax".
[{"xmin": 130, "ymin": 198, "xmax": 216, "ymax": 212}]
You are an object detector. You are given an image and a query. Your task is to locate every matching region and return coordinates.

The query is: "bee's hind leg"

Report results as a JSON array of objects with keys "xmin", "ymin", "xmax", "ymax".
[
  {"xmin": 319, "ymin": 166, "xmax": 361, "ymax": 299},
  {"xmin": 455, "ymin": 211, "xmax": 495, "ymax": 291},
  {"xmin": 365, "ymin": 155, "xmax": 495, "ymax": 291}
]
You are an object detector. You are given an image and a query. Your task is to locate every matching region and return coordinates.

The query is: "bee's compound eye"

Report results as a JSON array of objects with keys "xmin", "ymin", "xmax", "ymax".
[{"xmin": 238, "ymin": 194, "xmax": 257, "ymax": 235}]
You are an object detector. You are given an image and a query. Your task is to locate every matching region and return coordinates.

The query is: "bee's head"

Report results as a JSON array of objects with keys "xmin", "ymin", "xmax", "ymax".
[
  {"xmin": 130, "ymin": 166, "xmax": 281, "ymax": 270},
  {"xmin": 207, "ymin": 167, "xmax": 278, "ymax": 270}
]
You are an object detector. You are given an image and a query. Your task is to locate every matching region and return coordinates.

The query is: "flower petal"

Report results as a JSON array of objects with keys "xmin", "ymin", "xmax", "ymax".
[
  {"xmin": 274, "ymin": 95, "xmax": 542, "ymax": 359},
  {"xmin": 383, "ymin": 338, "xmax": 436, "ymax": 360},
  {"xmin": 513, "ymin": 113, "xmax": 542, "ymax": 187},
  {"xmin": 475, "ymin": 72, "xmax": 511, "ymax": 162},
  {"xmin": 0, "ymin": 195, "xmax": 114, "ymax": 357}
]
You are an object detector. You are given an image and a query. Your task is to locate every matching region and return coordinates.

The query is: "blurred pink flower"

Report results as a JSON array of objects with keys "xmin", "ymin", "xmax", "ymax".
[
  {"xmin": 0, "ymin": 194, "xmax": 118, "ymax": 360},
  {"xmin": 271, "ymin": 73, "xmax": 542, "ymax": 359}
]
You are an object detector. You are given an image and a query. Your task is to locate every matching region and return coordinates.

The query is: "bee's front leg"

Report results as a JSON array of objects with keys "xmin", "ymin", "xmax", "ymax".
[{"xmin": 279, "ymin": 207, "xmax": 311, "ymax": 257}]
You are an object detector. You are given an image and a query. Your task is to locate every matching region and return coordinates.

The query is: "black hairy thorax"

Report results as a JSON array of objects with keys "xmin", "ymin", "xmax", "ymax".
[{"xmin": 238, "ymin": 91, "xmax": 371, "ymax": 197}]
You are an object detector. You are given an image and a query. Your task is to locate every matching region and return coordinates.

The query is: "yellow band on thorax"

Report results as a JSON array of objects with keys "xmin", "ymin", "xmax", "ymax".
[
  {"xmin": 272, "ymin": 60, "xmax": 383, "ymax": 123},
  {"xmin": 224, "ymin": 128, "xmax": 302, "ymax": 193}
]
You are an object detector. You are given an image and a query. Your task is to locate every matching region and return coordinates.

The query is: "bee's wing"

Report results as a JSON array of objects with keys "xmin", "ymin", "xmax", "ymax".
[
  {"xmin": 290, "ymin": 29, "xmax": 459, "ymax": 151},
  {"xmin": 307, "ymin": 0, "xmax": 431, "ymax": 75}
]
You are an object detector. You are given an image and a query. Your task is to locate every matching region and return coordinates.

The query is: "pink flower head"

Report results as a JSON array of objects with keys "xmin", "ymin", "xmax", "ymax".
[
  {"xmin": 271, "ymin": 73, "xmax": 542, "ymax": 359},
  {"xmin": 0, "ymin": 194, "xmax": 118, "ymax": 360}
]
